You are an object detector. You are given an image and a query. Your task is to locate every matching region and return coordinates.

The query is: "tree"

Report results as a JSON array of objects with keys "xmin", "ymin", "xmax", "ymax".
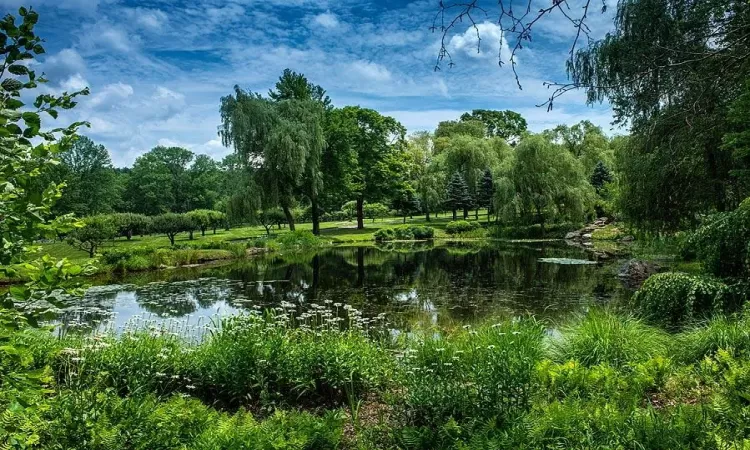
[
  {"xmin": 545, "ymin": 121, "xmax": 613, "ymax": 178},
  {"xmin": 151, "ymin": 213, "xmax": 193, "ymax": 246},
  {"xmin": 325, "ymin": 106, "xmax": 406, "ymax": 229},
  {"xmin": 436, "ymin": 135, "xmax": 509, "ymax": 218},
  {"xmin": 590, "ymin": 161, "xmax": 613, "ymax": 194},
  {"xmin": 48, "ymin": 136, "xmax": 119, "ymax": 217},
  {"xmin": 434, "ymin": 119, "xmax": 486, "ymax": 140},
  {"xmin": 110, "ymin": 213, "xmax": 150, "ymax": 240},
  {"xmin": 363, "ymin": 203, "xmax": 389, "ymax": 222},
  {"xmin": 478, "ymin": 169, "xmax": 495, "ymax": 222},
  {"xmin": 405, "ymin": 132, "xmax": 444, "ymax": 221},
  {"xmin": 67, "ymin": 215, "xmax": 117, "ymax": 258},
  {"xmin": 220, "ymin": 77, "xmax": 326, "ymax": 234},
  {"xmin": 722, "ymin": 79, "xmax": 750, "ymax": 200},
  {"xmin": 189, "ymin": 155, "xmax": 222, "ymax": 210},
  {"xmin": 268, "ymin": 68, "xmax": 332, "ymax": 109},
  {"xmin": 392, "ymin": 185, "xmax": 421, "ymax": 223},
  {"xmin": 501, "ymin": 135, "xmax": 594, "ymax": 232},
  {"xmin": 186, "ymin": 209, "xmax": 213, "ymax": 237},
  {"xmin": 459, "ymin": 110, "xmax": 527, "ymax": 141},
  {"xmin": 126, "ymin": 146, "xmax": 195, "ymax": 215},
  {"xmin": 565, "ymin": 0, "xmax": 749, "ymax": 227},
  {"xmin": 446, "ymin": 172, "xmax": 472, "ymax": 220}
]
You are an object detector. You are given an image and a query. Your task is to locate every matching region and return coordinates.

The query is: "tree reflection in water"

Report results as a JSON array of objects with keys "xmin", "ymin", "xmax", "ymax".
[{"xmin": 55, "ymin": 242, "xmax": 629, "ymax": 334}]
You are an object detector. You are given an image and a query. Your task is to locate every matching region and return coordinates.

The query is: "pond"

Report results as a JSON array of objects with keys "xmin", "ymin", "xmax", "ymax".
[{"xmin": 54, "ymin": 241, "xmax": 631, "ymax": 335}]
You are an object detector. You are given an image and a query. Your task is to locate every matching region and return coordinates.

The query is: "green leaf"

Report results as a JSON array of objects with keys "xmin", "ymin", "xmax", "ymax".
[
  {"xmin": 7, "ymin": 64, "xmax": 28, "ymax": 75},
  {"xmin": 18, "ymin": 6, "xmax": 27, "ymax": 15},
  {"xmin": 1, "ymin": 78, "xmax": 23, "ymax": 92}
]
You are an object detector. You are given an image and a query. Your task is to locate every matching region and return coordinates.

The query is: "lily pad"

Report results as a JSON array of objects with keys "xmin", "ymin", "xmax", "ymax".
[{"xmin": 538, "ymin": 257, "xmax": 597, "ymax": 265}]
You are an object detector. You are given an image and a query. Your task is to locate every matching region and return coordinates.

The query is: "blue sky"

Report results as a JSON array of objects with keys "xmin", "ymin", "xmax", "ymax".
[{"xmin": 4, "ymin": 0, "xmax": 619, "ymax": 166}]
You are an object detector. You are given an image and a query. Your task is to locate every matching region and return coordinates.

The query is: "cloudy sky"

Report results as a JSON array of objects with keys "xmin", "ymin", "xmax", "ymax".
[{"xmin": 5, "ymin": 0, "xmax": 619, "ymax": 166}]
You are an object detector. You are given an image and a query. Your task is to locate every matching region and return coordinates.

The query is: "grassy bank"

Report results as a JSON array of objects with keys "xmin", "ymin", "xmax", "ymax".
[{"xmin": 6, "ymin": 305, "xmax": 750, "ymax": 449}]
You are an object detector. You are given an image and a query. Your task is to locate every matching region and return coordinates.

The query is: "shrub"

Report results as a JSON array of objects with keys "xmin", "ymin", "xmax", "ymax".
[
  {"xmin": 444, "ymin": 220, "xmax": 481, "ymax": 235},
  {"xmin": 276, "ymin": 230, "xmax": 324, "ymax": 249},
  {"xmin": 374, "ymin": 225, "xmax": 434, "ymax": 242},
  {"xmin": 632, "ymin": 273, "xmax": 728, "ymax": 329},
  {"xmin": 398, "ymin": 320, "xmax": 545, "ymax": 429},
  {"xmin": 551, "ymin": 310, "xmax": 669, "ymax": 368},
  {"xmin": 684, "ymin": 201, "xmax": 750, "ymax": 278}
]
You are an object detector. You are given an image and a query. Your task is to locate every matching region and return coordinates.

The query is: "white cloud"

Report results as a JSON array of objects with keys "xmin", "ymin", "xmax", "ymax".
[
  {"xmin": 312, "ymin": 11, "xmax": 340, "ymax": 29},
  {"xmin": 346, "ymin": 60, "xmax": 392, "ymax": 82},
  {"xmin": 99, "ymin": 26, "xmax": 136, "ymax": 53},
  {"xmin": 126, "ymin": 7, "xmax": 168, "ymax": 32},
  {"xmin": 60, "ymin": 73, "xmax": 89, "ymax": 92},
  {"xmin": 449, "ymin": 22, "xmax": 513, "ymax": 63},
  {"xmin": 87, "ymin": 82, "xmax": 133, "ymax": 109}
]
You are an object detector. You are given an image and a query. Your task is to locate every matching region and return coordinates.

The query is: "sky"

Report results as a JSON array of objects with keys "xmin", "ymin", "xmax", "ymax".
[{"xmin": 3, "ymin": 0, "xmax": 620, "ymax": 167}]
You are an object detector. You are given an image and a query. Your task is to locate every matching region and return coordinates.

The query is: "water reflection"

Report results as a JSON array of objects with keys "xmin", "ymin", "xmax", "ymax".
[{"xmin": 56, "ymin": 242, "xmax": 629, "ymax": 334}]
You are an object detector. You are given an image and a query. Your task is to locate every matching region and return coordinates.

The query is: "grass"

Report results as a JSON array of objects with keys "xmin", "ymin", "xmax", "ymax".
[{"xmin": 9, "ymin": 307, "xmax": 750, "ymax": 449}]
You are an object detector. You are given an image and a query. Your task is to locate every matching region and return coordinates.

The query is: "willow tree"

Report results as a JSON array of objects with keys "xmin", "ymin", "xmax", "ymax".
[
  {"xmin": 219, "ymin": 87, "xmax": 325, "ymax": 233},
  {"xmin": 498, "ymin": 135, "xmax": 595, "ymax": 232},
  {"xmin": 405, "ymin": 132, "xmax": 444, "ymax": 221}
]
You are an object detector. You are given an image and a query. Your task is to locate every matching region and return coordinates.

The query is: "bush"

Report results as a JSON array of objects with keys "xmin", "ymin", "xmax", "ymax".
[
  {"xmin": 276, "ymin": 230, "xmax": 324, "ymax": 249},
  {"xmin": 684, "ymin": 201, "xmax": 750, "ymax": 278},
  {"xmin": 552, "ymin": 310, "xmax": 669, "ymax": 368},
  {"xmin": 374, "ymin": 225, "xmax": 435, "ymax": 242},
  {"xmin": 632, "ymin": 273, "xmax": 728, "ymax": 329},
  {"xmin": 444, "ymin": 220, "xmax": 481, "ymax": 235}
]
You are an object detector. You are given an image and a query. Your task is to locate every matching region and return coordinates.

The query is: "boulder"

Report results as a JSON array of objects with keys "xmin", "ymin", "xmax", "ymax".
[
  {"xmin": 582, "ymin": 233, "xmax": 593, "ymax": 240},
  {"xmin": 618, "ymin": 259, "xmax": 661, "ymax": 290},
  {"xmin": 565, "ymin": 231, "xmax": 582, "ymax": 240},
  {"xmin": 620, "ymin": 235, "xmax": 635, "ymax": 242}
]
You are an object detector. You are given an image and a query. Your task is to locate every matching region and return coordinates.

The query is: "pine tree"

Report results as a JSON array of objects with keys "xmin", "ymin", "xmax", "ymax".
[
  {"xmin": 478, "ymin": 169, "xmax": 495, "ymax": 222},
  {"xmin": 446, "ymin": 172, "xmax": 472, "ymax": 220},
  {"xmin": 590, "ymin": 161, "xmax": 613, "ymax": 194}
]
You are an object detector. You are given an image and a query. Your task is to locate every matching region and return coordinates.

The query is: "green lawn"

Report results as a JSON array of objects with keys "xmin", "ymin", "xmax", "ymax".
[{"xmin": 41, "ymin": 211, "xmax": 493, "ymax": 264}]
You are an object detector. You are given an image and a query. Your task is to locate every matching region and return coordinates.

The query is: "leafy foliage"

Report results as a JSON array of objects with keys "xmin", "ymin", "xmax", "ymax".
[
  {"xmin": 632, "ymin": 273, "xmax": 729, "ymax": 330},
  {"xmin": 66, "ymin": 214, "xmax": 117, "ymax": 258},
  {"xmin": 685, "ymin": 201, "xmax": 750, "ymax": 278},
  {"xmin": 374, "ymin": 225, "xmax": 435, "ymax": 242}
]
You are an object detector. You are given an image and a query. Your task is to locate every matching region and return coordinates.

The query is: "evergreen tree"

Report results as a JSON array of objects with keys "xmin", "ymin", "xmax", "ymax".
[
  {"xmin": 446, "ymin": 172, "xmax": 472, "ymax": 220},
  {"xmin": 478, "ymin": 169, "xmax": 495, "ymax": 222},
  {"xmin": 590, "ymin": 161, "xmax": 613, "ymax": 194}
]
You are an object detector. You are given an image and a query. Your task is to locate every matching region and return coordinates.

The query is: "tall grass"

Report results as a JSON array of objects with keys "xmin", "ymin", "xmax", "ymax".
[{"xmin": 551, "ymin": 309, "xmax": 670, "ymax": 368}]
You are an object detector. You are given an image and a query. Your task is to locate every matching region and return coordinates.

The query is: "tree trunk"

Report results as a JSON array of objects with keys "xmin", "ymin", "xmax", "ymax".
[
  {"xmin": 88, "ymin": 247, "xmax": 95, "ymax": 258},
  {"xmin": 356, "ymin": 247, "xmax": 365, "ymax": 287},
  {"xmin": 201, "ymin": 228, "xmax": 206, "ymax": 237},
  {"xmin": 189, "ymin": 230, "xmax": 194, "ymax": 240},
  {"xmin": 168, "ymin": 234, "xmax": 175, "ymax": 246},
  {"xmin": 282, "ymin": 205, "xmax": 295, "ymax": 231},
  {"xmin": 475, "ymin": 208, "xmax": 479, "ymax": 220},
  {"xmin": 403, "ymin": 216, "xmax": 406, "ymax": 224},
  {"xmin": 356, "ymin": 197, "xmax": 364, "ymax": 230},
  {"xmin": 311, "ymin": 195, "xmax": 320, "ymax": 236},
  {"xmin": 463, "ymin": 207, "xmax": 469, "ymax": 219},
  {"xmin": 425, "ymin": 211, "xmax": 430, "ymax": 222},
  {"xmin": 126, "ymin": 230, "xmax": 133, "ymax": 240},
  {"xmin": 452, "ymin": 209, "xmax": 457, "ymax": 220}
]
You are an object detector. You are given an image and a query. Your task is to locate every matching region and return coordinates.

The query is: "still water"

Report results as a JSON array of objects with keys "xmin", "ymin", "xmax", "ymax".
[{"xmin": 55, "ymin": 242, "xmax": 631, "ymax": 334}]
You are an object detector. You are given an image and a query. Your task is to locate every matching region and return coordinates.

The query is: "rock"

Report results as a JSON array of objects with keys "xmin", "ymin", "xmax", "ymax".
[
  {"xmin": 618, "ymin": 259, "xmax": 661, "ymax": 290},
  {"xmin": 583, "ymin": 242, "xmax": 594, "ymax": 247},
  {"xmin": 565, "ymin": 231, "xmax": 581, "ymax": 240},
  {"xmin": 582, "ymin": 233, "xmax": 593, "ymax": 240},
  {"xmin": 620, "ymin": 235, "xmax": 635, "ymax": 242}
]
